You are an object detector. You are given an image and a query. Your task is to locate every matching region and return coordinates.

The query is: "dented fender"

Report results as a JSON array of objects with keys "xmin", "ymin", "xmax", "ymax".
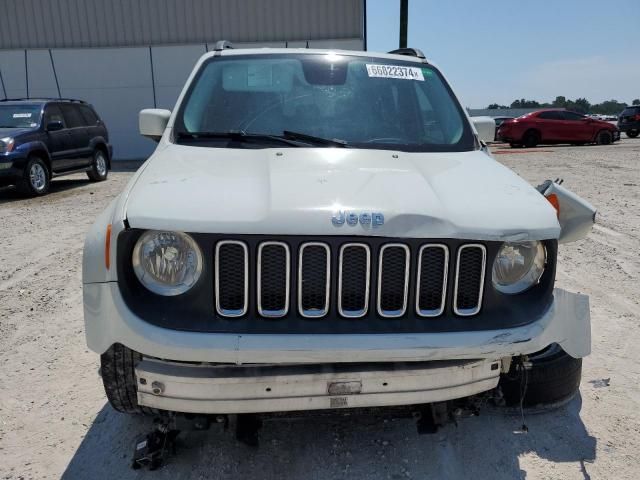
[{"xmin": 539, "ymin": 180, "xmax": 597, "ymax": 244}]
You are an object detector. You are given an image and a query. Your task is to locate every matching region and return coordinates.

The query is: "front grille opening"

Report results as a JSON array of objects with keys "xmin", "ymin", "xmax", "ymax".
[
  {"xmin": 215, "ymin": 241, "xmax": 248, "ymax": 317},
  {"xmin": 417, "ymin": 245, "xmax": 448, "ymax": 316},
  {"xmin": 454, "ymin": 245, "xmax": 486, "ymax": 316},
  {"xmin": 258, "ymin": 242, "xmax": 290, "ymax": 317},
  {"xmin": 378, "ymin": 244, "xmax": 409, "ymax": 317},
  {"xmin": 299, "ymin": 243, "xmax": 330, "ymax": 317},
  {"xmin": 339, "ymin": 244, "xmax": 370, "ymax": 318}
]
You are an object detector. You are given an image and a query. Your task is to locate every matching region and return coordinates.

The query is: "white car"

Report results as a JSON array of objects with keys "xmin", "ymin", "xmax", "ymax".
[{"xmin": 83, "ymin": 45, "xmax": 594, "ymax": 425}]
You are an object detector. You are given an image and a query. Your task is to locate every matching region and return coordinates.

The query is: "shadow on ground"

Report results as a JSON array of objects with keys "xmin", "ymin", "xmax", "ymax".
[
  {"xmin": 62, "ymin": 396, "xmax": 595, "ymax": 480},
  {"xmin": 0, "ymin": 178, "xmax": 92, "ymax": 204}
]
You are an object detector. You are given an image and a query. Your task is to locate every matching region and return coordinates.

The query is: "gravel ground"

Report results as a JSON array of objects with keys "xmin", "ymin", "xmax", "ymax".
[{"xmin": 1, "ymin": 138, "xmax": 639, "ymax": 479}]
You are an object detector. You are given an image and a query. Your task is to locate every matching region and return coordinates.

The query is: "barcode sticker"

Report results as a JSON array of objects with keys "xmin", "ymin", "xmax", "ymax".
[{"xmin": 366, "ymin": 64, "xmax": 424, "ymax": 81}]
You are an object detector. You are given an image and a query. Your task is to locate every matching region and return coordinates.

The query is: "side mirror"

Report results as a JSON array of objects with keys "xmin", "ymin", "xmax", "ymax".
[
  {"xmin": 46, "ymin": 120, "xmax": 64, "ymax": 132},
  {"xmin": 139, "ymin": 109, "xmax": 171, "ymax": 142},
  {"xmin": 471, "ymin": 116, "xmax": 496, "ymax": 144}
]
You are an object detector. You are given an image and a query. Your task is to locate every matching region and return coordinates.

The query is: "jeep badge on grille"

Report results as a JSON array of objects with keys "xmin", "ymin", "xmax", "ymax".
[{"xmin": 332, "ymin": 211, "xmax": 384, "ymax": 228}]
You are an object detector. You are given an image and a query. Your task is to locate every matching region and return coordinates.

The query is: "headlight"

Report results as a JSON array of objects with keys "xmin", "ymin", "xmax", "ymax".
[
  {"xmin": 0, "ymin": 137, "xmax": 15, "ymax": 153},
  {"xmin": 132, "ymin": 230, "xmax": 203, "ymax": 296},
  {"xmin": 492, "ymin": 241, "xmax": 546, "ymax": 294}
]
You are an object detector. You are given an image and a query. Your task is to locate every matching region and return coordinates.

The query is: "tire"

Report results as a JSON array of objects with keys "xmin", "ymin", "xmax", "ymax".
[
  {"xmin": 17, "ymin": 156, "xmax": 50, "ymax": 197},
  {"xmin": 100, "ymin": 343, "xmax": 156, "ymax": 415},
  {"xmin": 522, "ymin": 130, "xmax": 539, "ymax": 148},
  {"xmin": 87, "ymin": 149, "xmax": 109, "ymax": 182},
  {"xmin": 499, "ymin": 344, "xmax": 582, "ymax": 408},
  {"xmin": 595, "ymin": 130, "xmax": 612, "ymax": 145},
  {"xmin": 626, "ymin": 130, "xmax": 639, "ymax": 138}
]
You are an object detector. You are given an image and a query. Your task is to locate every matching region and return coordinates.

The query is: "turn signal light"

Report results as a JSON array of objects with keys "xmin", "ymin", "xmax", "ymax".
[
  {"xmin": 545, "ymin": 194, "xmax": 560, "ymax": 218},
  {"xmin": 105, "ymin": 224, "xmax": 112, "ymax": 270}
]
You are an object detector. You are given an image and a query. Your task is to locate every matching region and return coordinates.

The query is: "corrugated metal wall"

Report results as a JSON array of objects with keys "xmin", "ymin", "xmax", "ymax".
[{"xmin": 0, "ymin": 0, "xmax": 364, "ymax": 49}]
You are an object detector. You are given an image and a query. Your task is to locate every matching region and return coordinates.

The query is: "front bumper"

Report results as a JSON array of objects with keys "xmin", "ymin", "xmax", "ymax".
[
  {"xmin": 84, "ymin": 283, "xmax": 591, "ymax": 364},
  {"xmin": 618, "ymin": 123, "xmax": 640, "ymax": 132},
  {"xmin": 135, "ymin": 358, "xmax": 501, "ymax": 414},
  {"xmin": 0, "ymin": 152, "xmax": 26, "ymax": 186}
]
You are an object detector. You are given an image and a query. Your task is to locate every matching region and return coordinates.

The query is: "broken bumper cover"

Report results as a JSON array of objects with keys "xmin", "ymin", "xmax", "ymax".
[
  {"xmin": 84, "ymin": 285, "xmax": 591, "ymax": 364},
  {"xmin": 136, "ymin": 359, "xmax": 501, "ymax": 414}
]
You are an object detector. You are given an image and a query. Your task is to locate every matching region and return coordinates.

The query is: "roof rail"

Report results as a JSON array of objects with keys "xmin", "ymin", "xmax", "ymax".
[
  {"xmin": 387, "ymin": 47, "xmax": 426, "ymax": 59},
  {"xmin": 214, "ymin": 40, "xmax": 233, "ymax": 51}
]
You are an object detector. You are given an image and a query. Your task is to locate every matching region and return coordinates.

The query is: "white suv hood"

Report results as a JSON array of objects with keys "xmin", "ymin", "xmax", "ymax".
[{"xmin": 124, "ymin": 145, "xmax": 560, "ymax": 241}]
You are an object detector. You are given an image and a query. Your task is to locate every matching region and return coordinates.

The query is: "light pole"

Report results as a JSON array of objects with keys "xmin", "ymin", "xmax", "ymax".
[{"xmin": 399, "ymin": 0, "xmax": 408, "ymax": 48}]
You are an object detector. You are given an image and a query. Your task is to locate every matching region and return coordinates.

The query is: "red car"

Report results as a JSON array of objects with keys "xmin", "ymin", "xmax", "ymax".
[{"xmin": 498, "ymin": 109, "xmax": 620, "ymax": 148}]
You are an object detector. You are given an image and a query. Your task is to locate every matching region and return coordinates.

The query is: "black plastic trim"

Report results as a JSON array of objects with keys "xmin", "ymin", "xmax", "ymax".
[{"xmin": 116, "ymin": 230, "xmax": 557, "ymax": 335}]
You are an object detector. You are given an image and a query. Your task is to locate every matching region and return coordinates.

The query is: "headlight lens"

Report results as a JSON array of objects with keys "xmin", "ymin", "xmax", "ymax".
[
  {"xmin": 132, "ymin": 230, "xmax": 203, "ymax": 296},
  {"xmin": 492, "ymin": 241, "xmax": 546, "ymax": 294},
  {"xmin": 0, "ymin": 137, "xmax": 15, "ymax": 153}
]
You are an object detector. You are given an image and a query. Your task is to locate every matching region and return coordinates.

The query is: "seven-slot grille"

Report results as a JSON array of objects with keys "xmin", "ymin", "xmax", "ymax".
[{"xmin": 213, "ymin": 240, "xmax": 486, "ymax": 319}]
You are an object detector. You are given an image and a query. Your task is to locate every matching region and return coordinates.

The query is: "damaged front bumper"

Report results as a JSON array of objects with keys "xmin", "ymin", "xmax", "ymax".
[
  {"xmin": 135, "ymin": 358, "xmax": 502, "ymax": 414},
  {"xmin": 84, "ymin": 285, "xmax": 590, "ymax": 414},
  {"xmin": 84, "ymin": 285, "xmax": 590, "ymax": 364}
]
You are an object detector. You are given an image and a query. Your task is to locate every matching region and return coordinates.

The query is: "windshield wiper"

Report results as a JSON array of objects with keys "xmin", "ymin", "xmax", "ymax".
[
  {"xmin": 176, "ymin": 130, "xmax": 305, "ymax": 147},
  {"xmin": 283, "ymin": 130, "xmax": 348, "ymax": 147}
]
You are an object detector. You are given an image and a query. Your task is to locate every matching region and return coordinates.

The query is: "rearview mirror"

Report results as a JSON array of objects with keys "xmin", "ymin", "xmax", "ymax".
[
  {"xmin": 139, "ymin": 109, "xmax": 171, "ymax": 142},
  {"xmin": 46, "ymin": 120, "xmax": 64, "ymax": 132},
  {"xmin": 470, "ymin": 116, "xmax": 496, "ymax": 144}
]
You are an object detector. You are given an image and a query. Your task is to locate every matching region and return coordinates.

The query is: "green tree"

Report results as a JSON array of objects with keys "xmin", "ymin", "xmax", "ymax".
[
  {"xmin": 510, "ymin": 99, "xmax": 540, "ymax": 108},
  {"xmin": 567, "ymin": 98, "xmax": 591, "ymax": 114},
  {"xmin": 591, "ymin": 99, "xmax": 627, "ymax": 115},
  {"xmin": 487, "ymin": 103, "xmax": 508, "ymax": 109},
  {"xmin": 633, "ymin": 99, "xmax": 640, "ymax": 106},
  {"xmin": 552, "ymin": 96, "xmax": 567, "ymax": 108}
]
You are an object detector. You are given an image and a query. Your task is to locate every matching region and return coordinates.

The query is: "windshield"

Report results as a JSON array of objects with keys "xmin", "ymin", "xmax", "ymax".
[
  {"xmin": 175, "ymin": 54, "xmax": 474, "ymax": 151},
  {"xmin": 0, "ymin": 105, "xmax": 42, "ymax": 128}
]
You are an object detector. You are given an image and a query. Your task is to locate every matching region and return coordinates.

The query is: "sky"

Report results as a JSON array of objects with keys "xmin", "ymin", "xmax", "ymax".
[{"xmin": 366, "ymin": 0, "xmax": 640, "ymax": 108}]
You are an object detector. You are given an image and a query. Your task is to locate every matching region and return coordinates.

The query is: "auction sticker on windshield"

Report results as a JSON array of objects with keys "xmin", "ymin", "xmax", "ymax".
[{"xmin": 366, "ymin": 64, "xmax": 424, "ymax": 81}]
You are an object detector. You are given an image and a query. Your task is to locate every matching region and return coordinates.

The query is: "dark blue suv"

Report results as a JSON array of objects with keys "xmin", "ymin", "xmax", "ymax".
[{"xmin": 0, "ymin": 98, "xmax": 112, "ymax": 196}]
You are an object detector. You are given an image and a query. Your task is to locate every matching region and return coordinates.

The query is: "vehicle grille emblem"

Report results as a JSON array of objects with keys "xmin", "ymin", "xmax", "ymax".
[{"xmin": 332, "ymin": 211, "xmax": 384, "ymax": 228}]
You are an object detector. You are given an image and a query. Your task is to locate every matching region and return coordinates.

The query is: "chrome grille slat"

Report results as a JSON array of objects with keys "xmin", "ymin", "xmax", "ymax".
[
  {"xmin": 257, "ymin": 241, "xmax": 290, "ymax": 318},
  {"xmin": 214, "ymin": 240, "xmax": 249, "ymax": 317},
  {"xmin": 416, "ymin": 244, "xmax": 449, "ymax": 317},
  {"xmin": 298, "ymin": 242, "xmax": 331, "ymax": 318},
  {"xmin": 338, "ymin": 243, "xmax": 371, "ymax": 318},
  {"xmin": 211, "ymin": 238, "xmax": 487, "ymax": 320},
  {"xmin": 453, "ymin": 244, "xmax": 486, "ymax": 316},
  {"xmin": 377, "ymin": 244, "xmax": 410, "ymax": 318}
]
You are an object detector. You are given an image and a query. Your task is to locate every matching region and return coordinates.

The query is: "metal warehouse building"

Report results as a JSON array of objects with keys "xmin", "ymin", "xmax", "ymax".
[{"xmin": 0, "ymin": 0, "xmax": 366, "ymax": 159}]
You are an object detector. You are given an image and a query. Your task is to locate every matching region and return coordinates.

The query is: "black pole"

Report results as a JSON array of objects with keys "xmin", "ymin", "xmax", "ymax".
[
  {"xmin": 149, "ymin": 46, "xmax": 157, "ymax": 108},
  {"xmin": 363, "ymin": 0, "xmax": 368, "ymax": 51},
  {"xmin": 24, "ymin": 49, "xmax": 29, "ymax": 98},
  {"xmin": 49, "ymin": 49, "xmax": 61, "ymax": 98},
  {"xmin": 399, "ymin": 0, "xmax": 408, "ymax": 48},
  {"xmin": 0, "ymin": 67, "xmax": 6, "ymax": 99}
]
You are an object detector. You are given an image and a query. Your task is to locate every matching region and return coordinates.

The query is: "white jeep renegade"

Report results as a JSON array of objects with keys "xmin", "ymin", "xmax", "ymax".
[{"xmin": 83, "ymin": 45, "xmax": 593, "ymax": 419}]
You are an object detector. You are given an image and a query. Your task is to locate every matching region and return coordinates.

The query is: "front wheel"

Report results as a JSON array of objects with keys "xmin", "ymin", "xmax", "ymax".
[
  {"xmin": 499, "ymin": 344, "xmax": 582, "ymax": 409},
  {"xmin": 522, "ymin": 130, "xmax": 539, "ymax": 148},
  {"xmin": 101, "ymin": 344, "xmax": 156, "ymax": 415},
  {"xmin": 87, "ymin": 149, "xmax": 109, "ymax": 182},
  {"xmin": 596, "ymin": 130, "xmax": 612, "ymax": 145},
  {"xmin": 17, "ymin": 156, "xmax": 50, "ymax": 196},
  {"xmin": 626, "ymin": 130, "xmax": 639, "ymax": 138}
]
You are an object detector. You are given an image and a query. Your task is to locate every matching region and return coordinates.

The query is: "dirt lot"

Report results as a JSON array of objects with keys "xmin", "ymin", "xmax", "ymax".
[{"xmin": 1, "ymin": 139, "xmax": 639, "ymax": 479}]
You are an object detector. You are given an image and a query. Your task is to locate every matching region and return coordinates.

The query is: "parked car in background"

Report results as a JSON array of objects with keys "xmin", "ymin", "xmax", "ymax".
[
  {"xmin": 498, "ymin": 109, "xmax": 620, "ymax": 148},
  {"xmin": 0, "ymin": 98, "xmax": 111, "ymax": 196},
  {"xmin": 618, "ymin": 106, "xmax": 640, "ymax": 138},
  {"xmin": 491, "ymin": 116, "xmax": 513, "ymax": 141}
]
